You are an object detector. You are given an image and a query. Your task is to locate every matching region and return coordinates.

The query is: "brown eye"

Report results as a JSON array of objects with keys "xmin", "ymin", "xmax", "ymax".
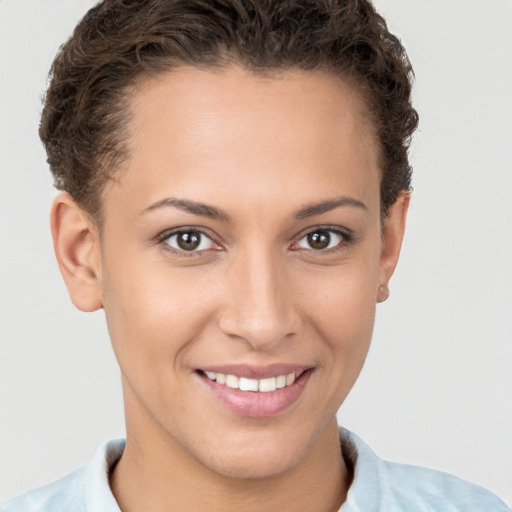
[
  {"xmin": 307, "ymin": 230, "xmax": 331, "ymax": 250},
  {"xmin": 296, "ymin": 228, "xmax": 345, "ymax": 251},
  {"xmin": 177, "ymin": 232, "xmax": 201, "ymax": 250},
  {"xmin": 164, "ymin": 230, "xmax": 215, "ymax": 252}
]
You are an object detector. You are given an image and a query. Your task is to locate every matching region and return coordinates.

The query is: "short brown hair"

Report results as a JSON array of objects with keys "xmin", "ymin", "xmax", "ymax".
[{"xmin": 40, "ymin": 0, "xmax": 418, "ymax": 220}]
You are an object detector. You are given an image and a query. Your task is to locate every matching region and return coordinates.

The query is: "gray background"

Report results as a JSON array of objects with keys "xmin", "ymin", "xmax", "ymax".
[{"xmin": 1, "ymin": 0, "xmax": 511, "ymax": 505}]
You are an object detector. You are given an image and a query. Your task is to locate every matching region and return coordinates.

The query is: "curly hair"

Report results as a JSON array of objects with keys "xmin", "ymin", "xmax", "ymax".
[{"xmin": 40, "ymin": 0, "xmax": 418, "ymax": 221}]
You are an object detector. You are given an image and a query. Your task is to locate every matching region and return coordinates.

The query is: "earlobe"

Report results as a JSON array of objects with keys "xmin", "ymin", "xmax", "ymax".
[
  {"xmin": 50, "ymin": 193, "xmax": 103, "ymax": 312},
  {"xmin": 377, "ymin": 193, "xmax": 410, "ymax": 302}
]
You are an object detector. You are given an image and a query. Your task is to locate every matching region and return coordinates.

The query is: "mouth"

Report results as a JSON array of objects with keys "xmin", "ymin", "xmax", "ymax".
[
  {"xmin": 200, "ymin": 369, "xmax": 304, "ymax": 392},
  {"xmin": 196, "ymin": 365, "xmax": 313, "ymax": 417}
]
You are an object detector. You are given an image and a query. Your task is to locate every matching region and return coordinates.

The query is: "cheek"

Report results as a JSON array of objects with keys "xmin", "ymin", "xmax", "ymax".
[
  {"xmin": 300, "ymin": 254, "xmax": 379, "ymax": 375},
  {"xmin": 101, "ymin": 255, "xmax": 218, "ymax": 376},
  {"xmin": 305, "ymin": 252, "xmax": 380, "ymax": 327},
  {"xmin": 317, "ymin": 279, "xmax": 376, "ymax": 359}
]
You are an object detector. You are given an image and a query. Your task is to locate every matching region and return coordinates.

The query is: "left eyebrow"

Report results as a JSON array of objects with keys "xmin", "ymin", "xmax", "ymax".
[
  {"xmin": 295, "ymin": 196, "xmax": 367, "ymax": 220},
  {"xmin": 142, "ymin": 197, "xmax": 231, "ymax": 221}
]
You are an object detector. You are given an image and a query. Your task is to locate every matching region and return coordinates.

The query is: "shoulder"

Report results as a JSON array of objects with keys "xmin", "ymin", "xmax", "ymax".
[
  {"xmin": 382, "ymin": 459, "xmax": 510, "ymax": 511},
  {"xmin": 0, "ymin": 467, "xmax": 88, "ymax": 512},
  {"xmin": 341, "ymin": 428, "xmax": 510, "ymax": 512},
  {"xmin": 1, "ymin": 439, "xmax": 124, "ymax": 512}
]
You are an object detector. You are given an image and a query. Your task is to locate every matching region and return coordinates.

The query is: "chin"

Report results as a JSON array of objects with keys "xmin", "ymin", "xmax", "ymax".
[
  {"xmin": 192, "ymin": 431, "xmax": 306, "ymax": 480},
  {"xmin": 204, "ymin": 450, "xmax": 300, "ymax": 480}
]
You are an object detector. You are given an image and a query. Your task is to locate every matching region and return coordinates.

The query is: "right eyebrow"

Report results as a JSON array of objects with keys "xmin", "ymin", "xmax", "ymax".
[
  {"xmin": 141, "ymin": 197, "xmax": 231, "ymax": 222},
  {"xmin": 295, "ymin": 196, "xmax": 367, "ymax": 220}
]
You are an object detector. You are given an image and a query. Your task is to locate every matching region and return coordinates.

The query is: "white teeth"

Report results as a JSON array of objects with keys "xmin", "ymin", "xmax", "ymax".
[
  {"xmin": 276, "ymin": 375, "xmax": 286, "ymax": 388},
  {"xmin": 202, "ymin": 370, "xmax": 303, "ymax": 392},
  {"xmin": 239, "ymin": 377, "xmax": 259, "ymax": 391},
  {"xmin": 225, "ymin": 374, "xmax": 239, "ymax": 388},
  {"xmin": 258, "ymin": 377, "xmax": 276, "ymax": 392}
]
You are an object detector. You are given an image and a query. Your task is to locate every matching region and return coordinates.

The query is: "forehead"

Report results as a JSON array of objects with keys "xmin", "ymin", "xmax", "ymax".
[
  {"xmin": 104, "ymin": 66, "xmax": 380, "ymax": 219},
  {"xmin": 127, "ymin": 65, "xmax": 374, "ymax": 154}
]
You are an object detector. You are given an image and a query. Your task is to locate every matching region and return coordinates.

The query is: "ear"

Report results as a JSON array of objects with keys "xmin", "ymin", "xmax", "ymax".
[
  {"xmin": 377, "ymin": 193, "xmax": 410, "ymax": 303},
  {"xmin": 50, "ymin": 193, "xmax": 103, "ymax": 312}
]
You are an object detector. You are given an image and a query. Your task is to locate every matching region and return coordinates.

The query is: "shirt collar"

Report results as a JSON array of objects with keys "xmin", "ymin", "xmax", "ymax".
[
  {"xmin": 82, "ymin": 430, "xmax": 381, "ymax": 512},
  {"xmin": 85, "ymin": 439, "xmax": 125, "ymax": 512}
]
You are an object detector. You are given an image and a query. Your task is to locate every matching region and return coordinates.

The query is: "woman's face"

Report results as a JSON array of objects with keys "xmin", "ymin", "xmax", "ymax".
[{"xmin": 93, "ymin": 66, "xmax": 406, "ymax": 478}]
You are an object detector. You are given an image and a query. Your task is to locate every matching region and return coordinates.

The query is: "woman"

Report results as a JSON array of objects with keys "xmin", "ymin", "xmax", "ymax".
[{"xmin": 1, "ymin": 1, "xmax": 509, "ymax": 510}]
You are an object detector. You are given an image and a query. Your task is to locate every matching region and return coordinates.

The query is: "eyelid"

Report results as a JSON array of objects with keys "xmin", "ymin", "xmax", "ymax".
[
  {"xmin": 290, "ymin": 225, "xmax": 354, "ymax": 252},
  {"xmin": 155, "ymin": 224, "xmax": 353, "ymax": 256},
  {"xmin": 156, "ymin": 226, "xmax": 222, "ymax": 256}
]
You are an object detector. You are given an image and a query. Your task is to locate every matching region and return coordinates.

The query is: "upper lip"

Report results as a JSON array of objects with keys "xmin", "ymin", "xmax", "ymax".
[{"xmin": 197, "ymin": 364, "xmax": 313, "ymax": 379}]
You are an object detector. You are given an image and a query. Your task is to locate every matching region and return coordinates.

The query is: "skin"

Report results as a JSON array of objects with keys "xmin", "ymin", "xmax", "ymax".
[{"xmin": 51, "ymin": 66, "xmax": 409, "ymax": 512}]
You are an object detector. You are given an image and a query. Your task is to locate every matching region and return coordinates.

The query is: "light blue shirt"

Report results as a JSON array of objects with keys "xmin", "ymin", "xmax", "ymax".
[{"xmin": 2, "ymin": 429, "xmax": 509, "ymax": 511}]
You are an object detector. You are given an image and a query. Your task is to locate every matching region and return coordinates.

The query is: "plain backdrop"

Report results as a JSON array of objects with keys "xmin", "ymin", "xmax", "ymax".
[{"xmin": 1, "ymin": 0, "xmax": 511, "ymax": 505}]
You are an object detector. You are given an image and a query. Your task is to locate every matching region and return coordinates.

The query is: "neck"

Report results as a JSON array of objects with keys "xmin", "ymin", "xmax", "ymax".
[{"xmin": 110, "ymin": 418, "xmax": 350, "ymax": 512}]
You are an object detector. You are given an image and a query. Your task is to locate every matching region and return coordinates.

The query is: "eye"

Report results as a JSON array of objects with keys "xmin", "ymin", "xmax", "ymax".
[
  {"xmin": 163, "ymin": 229, "xmax": 216, "ymax": 252},
  {"xmin": 295, "ymin": 228, "xmax": 347, "ymax": 251}
]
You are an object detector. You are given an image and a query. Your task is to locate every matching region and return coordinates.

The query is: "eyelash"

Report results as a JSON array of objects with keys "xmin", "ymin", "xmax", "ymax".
[
  {"xmin": 157, "ymin": 227, "xmax": 220, "ymax": 258},
  {"xmin": 292, "ymin": 226, "xmax": 354, "ymax": 253},
  {"xmin": 156, "ymin": 225, "xmax": 354, "ymax": 257}
]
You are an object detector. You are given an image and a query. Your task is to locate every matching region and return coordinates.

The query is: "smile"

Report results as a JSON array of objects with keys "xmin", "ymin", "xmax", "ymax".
[
  {"xmin": 197, "ymin": 366, "xmax": 313, "ymax": 417},
  {"xmin": 202, "ymin": 370, "xmax": 302, "ymax": 392}
]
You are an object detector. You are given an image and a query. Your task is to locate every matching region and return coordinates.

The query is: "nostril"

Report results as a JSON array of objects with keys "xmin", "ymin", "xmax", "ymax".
[{"xmin": 216, "ymin": 264, "xmax": 301, "ymax": 349}]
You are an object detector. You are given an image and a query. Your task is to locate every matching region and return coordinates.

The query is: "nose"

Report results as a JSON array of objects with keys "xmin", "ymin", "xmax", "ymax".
[{"xmin": 217, "ymin": 249, "xmax": 300, "ymax": 351}]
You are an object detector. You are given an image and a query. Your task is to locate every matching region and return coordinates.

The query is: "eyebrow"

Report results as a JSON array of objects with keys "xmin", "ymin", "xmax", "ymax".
[
  {"xmin": 142, "ymin": 195, "xmax": 366, "ymax": 222},
  {"xmin": 295, "ymin": 196, "xmax": 367, "ymax": 219},
  {"xmin": 143, "ymin": 198, "xmax": 231, "ymax": 221}
]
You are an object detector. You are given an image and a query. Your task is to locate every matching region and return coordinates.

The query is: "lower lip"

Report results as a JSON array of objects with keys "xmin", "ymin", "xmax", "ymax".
[{"xmin": 198, "ymin": 370, "xmax": 312, "ymax": 418}]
